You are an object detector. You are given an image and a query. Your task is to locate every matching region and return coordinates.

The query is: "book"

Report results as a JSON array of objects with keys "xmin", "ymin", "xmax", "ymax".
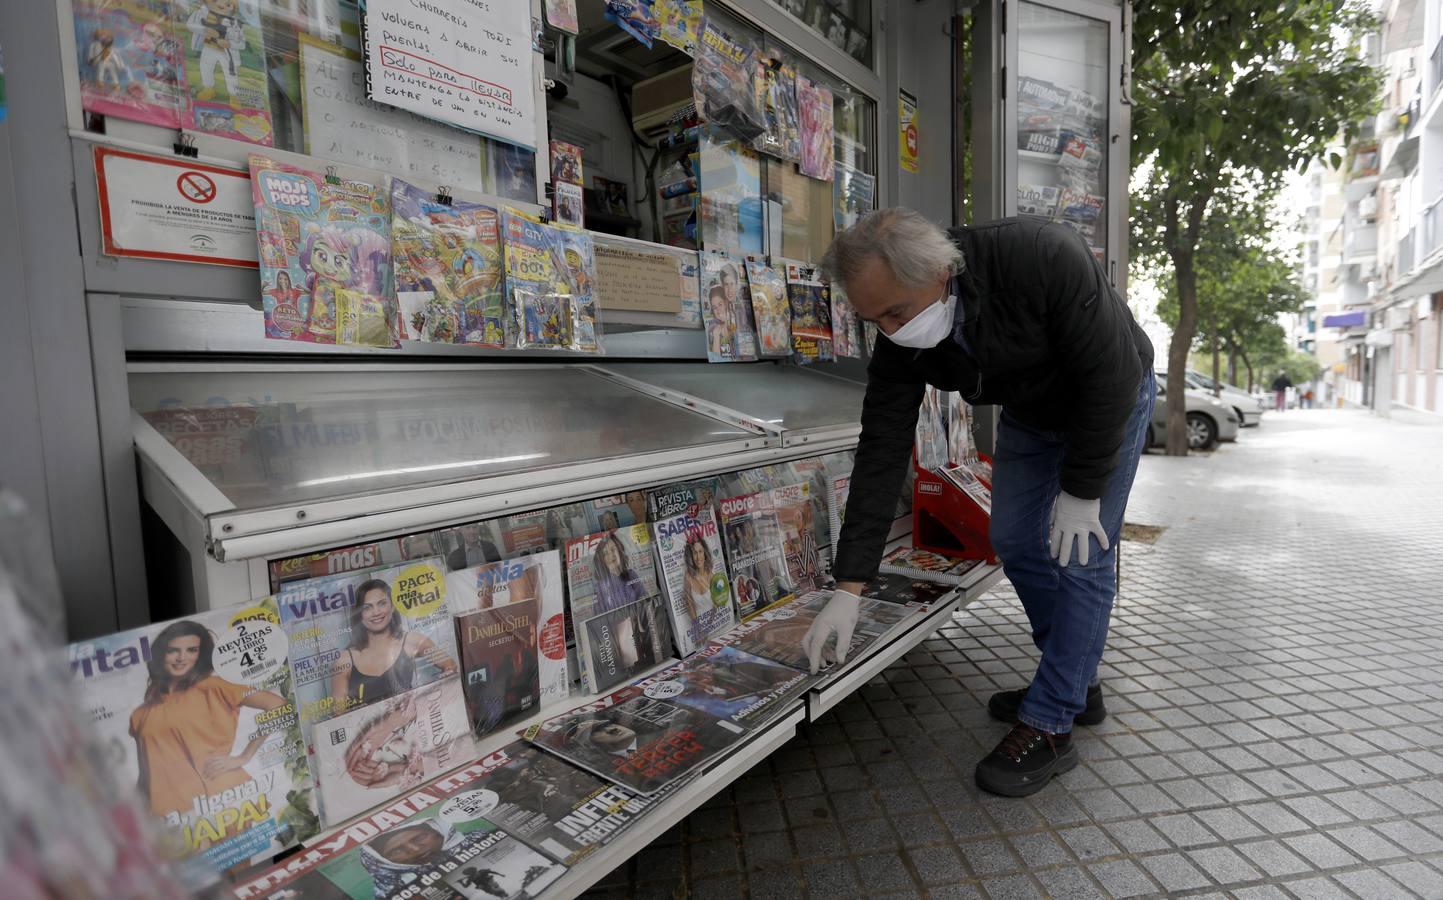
[
  {"xmin": 772, "ymin": 482, "xmax": 823, "ymax": 595},
  {"xmin": 251, "ymin": 155, "xmax": 394, "ymax": 346},
  {"xmin": 744, "ymin": 257, "xmax": 792, "ymax": 358},
  {"xmin": 448, "ymin": 551, "xmax": 569, "ymax": 715},
  {"xmin": 311, "ymin": 677, "xmax": 478, "ymax": 827},
  {"xmin": 785, "ymin": 261, "xmax": 834, "ymax": 364},
  {"xmin": 67, "ymin": 597, "xmax": 318, "ymax": 882},
  {"xmin": 276, "ymin": 558, "xmax": 461, "ymax": 754},
  {"xmin": 525, "ymin": 654, "xmax": 799, "ymax": 795},
  {"xmin": 654, "ymin": 506, "xmax": 737, "ymax": 656},
  {"xmin": 860, "ymin": 573, "xmax": 958, "ymax": 609},
  {"xmin": 878, "ymin": 546, "xmax": 987, "ymax": 585},
  {"xmin": 73, "ymin": 0, "xmax": 185, "ymax": 129},
  {"xmin": 575, "ymin": 594, "xmax": 674, "ymax": 695},
  {"xmin": 455, "ymin": 598, "xmax": 542, "ymax": 736},
  {"xmin": 710, "ymin": 592, "xmax": 912, "ymax": 675},
  {"xmin": 181, "ymin": 0, "xmax": 273, "ymax": 146},
  {"xmin": 718, "ymin": 490, "xmax": 796, "ymax": 619},
  {"xmin": 645, "ymin": 478, "xmax": 720, "ymax": 522},
  {"xmin": 702, "ymin": 251, "xmax": 759, "ymax": 362},
  {"xmin": 564, "ymin": 526, "xmax": 666, "ymax": 692},
  {"xmin": 392, "ymin": 179, "xmax": 507, "ymax": 348}
]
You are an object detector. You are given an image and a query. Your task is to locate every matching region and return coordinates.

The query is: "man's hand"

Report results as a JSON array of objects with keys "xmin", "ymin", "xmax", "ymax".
[
  {"xmin": 1049, "ymin": 491, "xmax": 1109, "ymax": 567},
  {"xmin": 801, "ymin": 589, "xmax": 862, "ymax": 675}
]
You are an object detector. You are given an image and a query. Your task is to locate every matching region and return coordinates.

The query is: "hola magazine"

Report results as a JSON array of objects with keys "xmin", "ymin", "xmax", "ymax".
[
  {"xmin": 276, "ymin": 558, "xmax": 461, "ymax": 753},
  {"xmin": 67, "ymin": 597, "xmax": 318, "ymax": 885},
  {"xmin": 654, "ymin": 506, "xmax": 737, "ymax": 656}
]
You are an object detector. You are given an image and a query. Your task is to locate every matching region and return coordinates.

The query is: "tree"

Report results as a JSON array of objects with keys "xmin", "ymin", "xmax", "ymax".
[
  {"xmin": 1153, "ymin": 183, "xmax": 1310, "ymax": 393},
  {"xmin": 1131, "ymin": 2, "xmax": 1379, "ymax": 454}
]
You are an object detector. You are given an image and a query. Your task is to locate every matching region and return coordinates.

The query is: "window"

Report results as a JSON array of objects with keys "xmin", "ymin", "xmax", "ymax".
[{"xmin": 766, "ymin": 0, "xmax": 873, "ymax": 67}]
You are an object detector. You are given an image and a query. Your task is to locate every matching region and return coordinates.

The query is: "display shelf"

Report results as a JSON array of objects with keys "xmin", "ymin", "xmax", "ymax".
[{"xmin": 1018, "ymin": 148, "xmax": 1062, "ymax": 164}]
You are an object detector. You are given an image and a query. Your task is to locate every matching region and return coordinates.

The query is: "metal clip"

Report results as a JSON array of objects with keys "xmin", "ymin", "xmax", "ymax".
[
  {"xmin": 435, "ymin": 185, "xmax": 453, "ymax": 206},
  {"xmin": 324, "ymin": 165, "xmax": 341, "ymax": 185},
  {"xmin": 172, "ymin": 133, "xmax": 198, "ymax": 158}
]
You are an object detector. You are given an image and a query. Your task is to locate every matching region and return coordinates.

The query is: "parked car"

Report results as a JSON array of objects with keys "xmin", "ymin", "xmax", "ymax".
[
  {"xmin": 1149, "ymin": 374, "xmax": 1240, "ymax": 450},
  {"xmin": 1185, "ymin": 369, "xmax": 1266, "ymax": 426}
]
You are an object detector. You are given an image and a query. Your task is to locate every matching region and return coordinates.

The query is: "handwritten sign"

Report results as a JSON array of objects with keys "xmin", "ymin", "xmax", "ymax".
[
  {"xmin": 299, "ymin": 35, "xmax": 485, "ymax": 191},
  {"xmin": 594, "ymin": 237, "xmax": 690, "ymax": 314},
  {"xmin": 361, "ymin": 0, "xmax": 536, "ymax": 149}
]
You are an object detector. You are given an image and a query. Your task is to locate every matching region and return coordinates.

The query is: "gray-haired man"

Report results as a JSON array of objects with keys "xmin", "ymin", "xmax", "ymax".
[{"xmin": 802, "ymin": 209, "xmax": 1154, "ymax": 797}]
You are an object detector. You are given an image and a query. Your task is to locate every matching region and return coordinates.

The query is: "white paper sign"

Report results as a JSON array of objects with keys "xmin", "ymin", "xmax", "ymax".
[
  {"xmin": 94, "ymin": 147, "xmax": 257, "ymax": 268},
  {"xmin": 299, "ymin": 35, "xmax": 486, "ymax": 191},
  {"xmin": 362, "ymin": 0, "xmax": 536, "ymax": 149}
]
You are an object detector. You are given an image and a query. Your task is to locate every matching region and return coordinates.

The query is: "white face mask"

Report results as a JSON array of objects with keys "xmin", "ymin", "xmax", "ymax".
[{"xmin": 886, "ymin": 290, "xmax": 957, "ymax": 349}]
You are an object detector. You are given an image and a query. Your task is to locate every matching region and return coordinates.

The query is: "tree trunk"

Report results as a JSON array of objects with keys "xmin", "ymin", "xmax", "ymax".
[
  {"xmin": 1227, "ymin": 347, "xmax": 1238, "ymax": 386},
  {"xmin": 1238, "ymin": 346, "xmax": 1254, "ymax": 394},
  {"xmin": 1211, "ymin": 309, "xmax": 1222, "ymax": 397},
  {"xmin": 1166, "ymin": 257, "xmax": 1199, "ymax": 455}
]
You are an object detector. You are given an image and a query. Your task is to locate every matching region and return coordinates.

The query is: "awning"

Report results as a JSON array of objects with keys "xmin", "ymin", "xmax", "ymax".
[{"xmin": 1323, "ymin": 311, "xmax": 1367, "ymax": 328}]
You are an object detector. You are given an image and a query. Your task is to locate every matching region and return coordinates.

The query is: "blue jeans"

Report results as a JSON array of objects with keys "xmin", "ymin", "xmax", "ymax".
[{"xmin": 988, "ymin": 369, "xmax": 1155, "ymax": 734}]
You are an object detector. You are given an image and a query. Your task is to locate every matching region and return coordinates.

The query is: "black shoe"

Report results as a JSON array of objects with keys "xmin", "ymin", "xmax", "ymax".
[
  {"xmin": 987, "ymin": 682, "xmax": 1107, "ymax": 727},
  {"xmin": 975, "ymin": 723, "xmax": 1078, "ymax": 798}
]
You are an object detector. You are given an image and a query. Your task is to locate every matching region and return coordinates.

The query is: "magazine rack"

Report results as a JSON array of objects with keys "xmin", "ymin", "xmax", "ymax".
[{"xmin": 911, "ymin": 454, "xmax": 998, "ymax": 562}]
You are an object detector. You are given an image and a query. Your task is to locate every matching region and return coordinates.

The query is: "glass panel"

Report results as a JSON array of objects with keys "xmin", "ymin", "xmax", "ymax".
[
  {"xmin": 603, "ymin": 362, "xmax": 864, "ymax": 432},
  {"xmin": 768, "ymin": 0, "xmax": 874, "ymax": 67},
  {"xmin": 72, "ymin": 0, "xmax": 536, "ymax": 201},
  {"xmin": 1015, "ymin": 2, "xmax": 1109, "ymax": 264},
  {"xmin": 129, "ymin": 367, "xmax": 753, "ymax": 510}
]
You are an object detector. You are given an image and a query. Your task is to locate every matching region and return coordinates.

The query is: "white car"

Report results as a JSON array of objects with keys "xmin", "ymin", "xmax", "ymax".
[
  {"xmin": 1150, "ymin": 372, "xmax": 1241, "ymax": 450},
  {"xmin": 1185, "ymin": 369, "xmax": 1265, "ymax": 427}
]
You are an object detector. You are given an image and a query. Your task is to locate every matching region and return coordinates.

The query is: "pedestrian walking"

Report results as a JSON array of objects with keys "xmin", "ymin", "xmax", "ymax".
[
  {"xmin": 803, "ymin": 210, "xmax": 1154, "ymax": 798},
  {"xmin": 1271, "ymin": 371, "xmax": 1293, "ymax": 413}
]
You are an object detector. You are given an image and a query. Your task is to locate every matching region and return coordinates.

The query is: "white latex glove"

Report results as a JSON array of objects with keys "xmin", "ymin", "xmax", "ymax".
[
  {"xmin": 1049, "ymin": 491, "xmax": 1109, "ymax": 567},
  {"xmin": 800, "ymin": 590, "xmax": 861, "ymax": 675}
]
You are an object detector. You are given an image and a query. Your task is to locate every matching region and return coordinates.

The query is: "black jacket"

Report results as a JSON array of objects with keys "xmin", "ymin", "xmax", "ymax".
[
  {"xmin": 832, "ymin": 217, "xmax": 1153, "ymax": 582},
  {"xmin": 1270, "ymin": 374, "xmax": 1292, "ymax": 391}
]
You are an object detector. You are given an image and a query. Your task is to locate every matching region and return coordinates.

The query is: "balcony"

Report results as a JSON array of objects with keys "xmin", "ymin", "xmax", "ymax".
[
  {"xmin": 1433, "ymin": 35, "xmax": 1443, "ymax": 102},
  {"xmin": 1399, "ymin": 228, "xmax": 1416, "ymax": 277},
  {"xmin": 1344, "ymin": 222, "xmax": 1378, "ymax": 263}
]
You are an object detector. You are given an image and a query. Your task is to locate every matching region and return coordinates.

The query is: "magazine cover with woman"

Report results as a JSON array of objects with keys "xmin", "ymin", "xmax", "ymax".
[
  {"xmin": 701, "ymin": 251, "xmax": 759, "ymax": 362},
  {"xmin": 67, "ymin": 597, "xmax": 318, "ymax": 884},
  {"xmin": 718, "ymin": 490, "xmax": 796, "ymax": 619},
  {"xmin": 276, "ymin": 558, "xmax": 461, "ymax": 753},
  {"xmin": 447, "ymin": 550, "xmax": 569, "ymax": 715},
  {"xmin": 311, "ymin": 677, "xmax": 478, "ymax": 826},
  {"xmin": 564, "ymin": 526, "xmax": 667, "ymax": 692},
  {"xmin": 771, "ymin": 483, "xmax": 822, "ymax": 595},
  {"xmin": 654, "ymin": 506, "xmax": 737, "ymax": 655}
]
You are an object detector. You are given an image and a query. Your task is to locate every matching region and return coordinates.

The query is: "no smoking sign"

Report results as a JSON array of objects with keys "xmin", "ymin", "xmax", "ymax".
[{"xmin": 177, "ymin": 171, "xmax": 218, "ymax": 204}]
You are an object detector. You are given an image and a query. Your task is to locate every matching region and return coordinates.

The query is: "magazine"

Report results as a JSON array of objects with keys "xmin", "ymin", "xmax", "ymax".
[
  {"xmin": 878, "ymin": 546, "xmax": 986, "ymax": 585},
  {"xmin": 831, "ymin": 281, "xmax": 862, "ymax": 358},
  {"xmin": 833, "ymin": 162, "xmax": 875, "ymax": 231},
  {"xmin": 606, "ymin": 0, "xmax": 659, "ymax": 47},
  {"xmin": 583, "ymin": 493, "xmax": 649, "ymax": 533},
  {"xmin": 753, "ymin": 51, "xmax": 801, "ymax": 161},
  {"xmin": 525, "ymin": 657, "xmax": 794, "ymax": 795},
  {"xmin": 564, "ymin": 526, "xmax": 664, "ymax": 691},
  {"xmin": 654, "ymin": 507, "xmax": 737, "ymax": 656},
  {"xmin": 488, "ymin": 142, "xmax": 538, "ymax": 203},
  {"xmin": 311, "ymin": 677, "xmax": 478, "ymax": 827},
  {"xmin": 718, "ymin": 490, "xmax": 796, "ymax": 619},
  {"xmin": 655, "ymin": 0, "xmax": 702, "ymax": 54},
  {"xmin": 699, "ymin": 128, "xmax": 765, "ymax": 256},
  {"xmin": 692, "ymin": 17, "xmax": 765, "ymax": 144},
  {"xmin": 73, "ymin": 0, "xmax": 185, "ymax": 128},
  {"xmin": 448, "ymin": 551, "xmax": 569, "ymax": 713},
  {"xmin": 543, "ymin": 0, "xmax": 579, "ymax": 33},
  {"xmin": 744, "ymin": 257, "xmax": 792, "ymax": 357},
  {"xmin": 665, "ymin": 644, "xmax": 812, "ymax": 726},
  {"xmin": 276, "ymin": 558, "xmax": 461, "ymax": 752},
  {"xmin": 576, "ymin": 595, "xmax": 674, "ymax": 695},
  {"xmin": 860, "ymin": 573, "xmax": 958, "ymax": 610},
  {"xmin": 251, "ymin": 155, "xmax": 395, "ymax": 346},
  {"xmin": 67, "ymin": 597, "xmax": 318, "ymax": 881},
  {"xmin": 455, "ymin": 598, "xmax": 542, "ymax": 736},
  {"xmin": 502, "ymin": 208, "xmax": 600, "ymax": 352},
  {"xmin": 712, "ymin": 591, "xmax": 911, "ymax": 674},
  {"xmin": 796, "ymin": 75, "xmax": 834, "ymax": 181},
  {"xmin": 392, "ymin": 179, "xmax": 506, "ymax": 348},
  {"xmin": 549, "ymin": 140, "xmax": 585, "ymax": 228},
  {"xmin": 772, "ymin": 483, "xmax": 822, "ymax": 595},
  {"xmin": 701, "ymin": 251, "xmax": 759, "ymax": 362},
  {"xmin": 179, "ymin": 0, "xmax": 273, "ymax": 145},
  {"xmin": 785, "ymin": 261, "xmax": 834, "ymax": 364},
  {"xmin": 1017, "ymin": 183, "xmax": 1061, "ymax": 218},
  {"xmin": 645, "ymin": 478, "xmax": 719, "ymax": 522},
  {"xmin": 828, "ymin": 473, "xmax": 850, "ymax": 556},
  {"xmin": 939, "ymin": 464, "xmax": 994, "ymax": 514},
  {"xmin": 269, "ymin": 540, "xmax": 405, "ymax": 591}
]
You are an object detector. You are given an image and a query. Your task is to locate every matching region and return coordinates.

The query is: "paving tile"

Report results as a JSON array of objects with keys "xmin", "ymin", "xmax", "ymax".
[
  {"xmin": 1186, "ymin": 845, "xmax": 1264, "ymax": 885},
  {"xmin": 1235, "ymin": 838, "xmax": 1313, "ymax": 878},
  {"xmin": 802, "ymin": 860, "xmax": 862, "ymax": 898},
  {"xmin": 1371, "ymin": 818, "xmax": 1443, "ymax": 855},
  {"xmin": 1033, "ymin": 866, "xmax": 1106, "ymax": 900},
  {"xmin": 1193, "ymin": 806, "xmax": 1265, "ymax": 842},
  {"xmin": 1278, "ymin": 875, "xmax": 1353, "ymax": 900},
  {"xmin": 1103, "ymin": 819, "xmax": 1170, "ymax": 855},
  {"xmin": 1150, "ymin": 812, "xmax": 1220, "ymax": 849},
  {"xmin": 856, "ymin": 850, "xmax": 917, "ymax": 893},
  {"xmin": 906, "ymin": 845, "xmax": 968, "ymax": 886},
  {"xmin": 1139, "ymin": 852, "xmax": 1212, "ymax": 893},
  {"xmin": 1087, "ymin": 859, "xmax": 1159, "ymax": 898},
  {"xmin": 978, "ymin": 874, "xmax": 1045, "ymax": 900},
  {"xmin": 1380, "ymin": 860, "xmax": 1443, "ymax": 898},
  {"xmin": 1007, "ymin": 831, "xmax": 1073, "ymax": 869},
  {"xmin": 1281, "ymin": 832, "xmax": 1360, "ymax": 870},
  {"xmin": 958, "ymin": 837, "xmax": 1020, "ymax": 877},
  {"xmin": 745, "ymin": 866, "xmax": 803, "ymax": 900},
  {"xmin": 1331, "ymin": 867, "xmax": 1409, "ymax": 900}
]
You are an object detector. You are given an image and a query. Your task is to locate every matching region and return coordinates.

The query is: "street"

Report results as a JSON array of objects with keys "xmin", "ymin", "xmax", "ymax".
[{"xmin": 594, "ymin": 409, "xmax": 1443, "ymax": 899}]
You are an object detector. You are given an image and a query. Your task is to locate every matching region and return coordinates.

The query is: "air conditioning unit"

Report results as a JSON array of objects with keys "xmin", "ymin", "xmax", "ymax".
[{"xmin": 632, "ymin": 65, "xmax": 695, "ymax": 135}]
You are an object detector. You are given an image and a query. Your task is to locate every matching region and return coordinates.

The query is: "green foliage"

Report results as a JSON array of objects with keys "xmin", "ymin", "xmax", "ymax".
[{"xmin": 1130, "ymin": 0, "xmax": 1381, "ymax": 452}]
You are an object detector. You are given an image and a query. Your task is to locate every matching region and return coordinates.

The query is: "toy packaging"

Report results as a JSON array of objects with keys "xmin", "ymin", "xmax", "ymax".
[
  {"xmin": 73, "ymin": 0, "xmax": 186, "ymax": 128},
  {"xmin": 179, "ymin": 0, "xmax": 273, "ymax": 146},
  {"xmin": 251, "ymin": 155, "xmax": 396, "ymax": 347}
]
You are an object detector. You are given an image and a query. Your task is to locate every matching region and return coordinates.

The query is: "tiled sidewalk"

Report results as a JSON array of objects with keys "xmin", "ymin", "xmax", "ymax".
[{"xmin": 589, "ymin": 410, "xmax": 1443, "ymax": 899}]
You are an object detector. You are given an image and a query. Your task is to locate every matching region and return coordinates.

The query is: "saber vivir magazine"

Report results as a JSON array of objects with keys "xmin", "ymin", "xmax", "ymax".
[
  {"xmin": 229, "ymin": 743, "xmax": 669, "ymax": 898},
  {"xmin": 67, "ymin": 597, "xmax": 319, "ymax": 885},
  {"xmin": 565, "ymin": 525, "xmax": 674, "ymax": 693},
  {"xmin": 524, "ymin": 651, "xmax": 802, "ymax": 795},
  {"xmin": 654, "ymin": 505, "xmax": 736, "ymax": 656},
  {"xmin": 276, "ymin": 558, "xmax": 462, "ymax": 757},
  {"xmin": 251, "ymin": 155, "xmax": 395, "ymax": 347},
  {"xmin": 311, "ymin": 676, "xmax": 478, "ymax": 827},
  {"xmin": 718, "ymin": 489, "xmax": 796, "ymax": 619},
  {"xmin": 448, "ymin": 550, "xmax": 570, "ymax": 734}
]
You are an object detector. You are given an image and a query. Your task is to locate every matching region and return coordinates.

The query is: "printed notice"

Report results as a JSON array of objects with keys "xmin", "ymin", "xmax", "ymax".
[
  {"xmin": 594, "ymin": 238, "xmax": 687, "ymax": 314},
  {"xmin": 94, "ymin": 146, "xmax": 257, "ymax": 268},
  {"xmin": 361, "ymin": 0, "xmax": 536, "ymax": 149},
  {"xmin": 299, "ymin": 35, "xmax": 485, "ymax": 191}
]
